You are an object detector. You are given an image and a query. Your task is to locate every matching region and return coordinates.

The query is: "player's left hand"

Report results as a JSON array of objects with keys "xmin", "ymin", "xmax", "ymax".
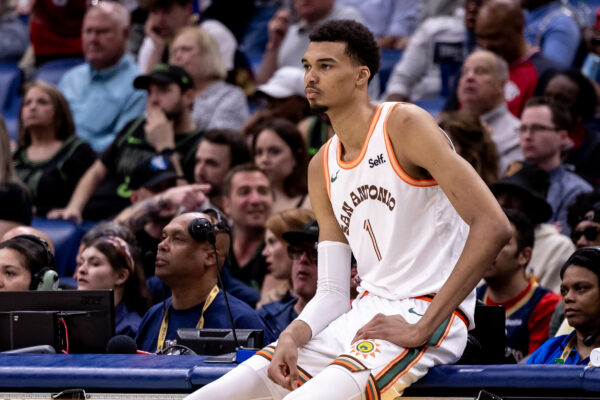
[{"xmin": 351, "ymin": 313, "xmax": 429, "ymax": 349}]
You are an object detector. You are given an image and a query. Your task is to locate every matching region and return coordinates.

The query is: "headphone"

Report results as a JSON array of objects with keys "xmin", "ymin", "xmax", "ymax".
[
  {"xmin": 187, "ymin": 208, "xmax": 230, "ymax": 245},
  {"xmin": 15, "ymin": 235, "xmax": 59, "ymax": 291}
]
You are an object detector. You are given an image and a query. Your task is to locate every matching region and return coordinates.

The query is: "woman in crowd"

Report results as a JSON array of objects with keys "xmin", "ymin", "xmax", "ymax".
[
  {"xmin": 528, "ymin": 247, "xmax": 600, "ymax": 365},
  {"xmin": 253, "ymin": 118, "xmax": 310, "ymax": 213},
  {"xmin": 77, "ymin": 235, "xmax": 151, "ymax": 337},
  {"xmin": 439, "ymin": 111, "xmax": 499, "ymax": 184},
  {"xmin": 170, "ymin": 26, "xmax": 249, "ymax": 132},
  {"xmin": 0, "ymin": 118, "xmax": 32, "ymax": 237},
  {"xmin": 258, "ymin": 208, "xmax": 314, "ymax": 308},
  {"xmin": 13, "ymin": 81, "xmax": 96, "ymax": 216},
  {"xmin": 0, "ymin": 235, "xmax": 56, "ymax": 291}
]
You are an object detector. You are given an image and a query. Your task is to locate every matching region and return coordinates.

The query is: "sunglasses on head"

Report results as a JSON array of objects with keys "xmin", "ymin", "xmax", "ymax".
[
  {"xmin": 287, "ymin": 243, "xmax": 318, "ymax": 264},
  {"xmin": 571, "ymin": 226, "xmax": 600, "ymax": 242}
]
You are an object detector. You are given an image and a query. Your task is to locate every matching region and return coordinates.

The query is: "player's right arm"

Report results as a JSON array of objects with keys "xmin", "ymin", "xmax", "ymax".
[
  {"xmin": 47, "ymin": 160, "xmax": 107, "ymax": 223},
  {"xmin": 267, "ymin": 146, "xmax": 350, "ymax": 390}
]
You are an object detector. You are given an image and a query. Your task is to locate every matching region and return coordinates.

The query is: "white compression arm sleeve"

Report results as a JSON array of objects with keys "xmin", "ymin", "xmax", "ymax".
[{"xmin": 296, "ymin": 240, "xmax": 352, "ymax": 338}]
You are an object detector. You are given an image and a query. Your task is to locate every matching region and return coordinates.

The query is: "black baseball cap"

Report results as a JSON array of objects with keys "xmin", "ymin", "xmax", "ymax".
[
  {"xmin": 282, "ymin": 220, "xmax": 319, "ymax": 245},
  {"xmin": 133, "ymin": 63, "xmax": 194, "ymax": 91},
  {"xmin": 129, "ymin": 155, "xmax": 180, "ymax": 191},
  {"xmin": 490, "ymin": 163, "xmax": 553, "ymax": 224}
]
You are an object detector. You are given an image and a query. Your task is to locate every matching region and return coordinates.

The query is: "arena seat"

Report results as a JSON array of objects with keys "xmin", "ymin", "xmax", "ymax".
[
  {"xmin": 31, "ymin": 217, "xmax": 87, "ymax": 277},
  {"xmin": 378, "ymin": 49, "xmax": 403, "ymax": 95},
  {"xmin": 0, "ymin": 63, "xmax": 22, "ymax": 114},
  {"xmin": 34, "ymin": 58, "xmax": 85, "ymax": 86}
]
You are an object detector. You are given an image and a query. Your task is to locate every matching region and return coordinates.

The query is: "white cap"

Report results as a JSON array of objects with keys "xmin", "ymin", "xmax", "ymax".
[
  {"xmin": 201, "ymin": 19, "xmax": 237, "ymax": 71},
  {"xmin": 256, "ymin": 67, "xmax": 306, "ymax": 98}
]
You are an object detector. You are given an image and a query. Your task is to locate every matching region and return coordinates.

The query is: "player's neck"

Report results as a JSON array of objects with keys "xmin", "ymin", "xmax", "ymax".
[{"xmin": 328, "ymin": 101, "xmax": 377, "ymax": 157}]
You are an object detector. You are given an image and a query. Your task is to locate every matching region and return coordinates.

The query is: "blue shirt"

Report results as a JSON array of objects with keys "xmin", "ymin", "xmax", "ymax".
[
  {"xmin": 546, "ymin": 164, "xmax": 593, "ymax": 236},
  {"xmin": 58, "ymin": 54, "xmax": 146, "ymax": 153},
  {"xmin": 524, "ymin": 2, "xmax": 580, "ymax": 69},
  {"xmin": 135, "ymin": 290, "xmax": 273, "ymax": 352},
  {"xmin": 115, "ymin": 301, "xmax": 142, "ymax": 339},
  {"xmin": 257, "ymin": 293, "xmax": 298, "ymax": 339},
  {"xmin": 527, "ymin": 331, "xmax": 590, "ymax": 365}
]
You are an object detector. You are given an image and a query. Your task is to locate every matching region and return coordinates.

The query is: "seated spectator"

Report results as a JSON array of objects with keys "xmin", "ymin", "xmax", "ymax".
[
  {"xmin": 255, "ymin": 0, "xmax": 362, "ymax": 84},
  {"xmin": 2, "ymin": 226, "xmax": 55, "ymax": 255},
  {"xmin": 58, "ymin": 2, "xmax": 146, "ymax": 153},
  {"xmin": 337, "ymin": 0, "xmax": 422, "ymax": 50},
  {"xmin": 13, "ymin": 81, "xmax": 96, "ymax": 217},
  {"xmin": 384, "ymin": 4, "xmax": 471, "ymax": 102},
  {"xmin": 257, "ymin": 208, "xmax": 315, "ymax": 308},
  {"xmin": 0, "ymin": 1, "xmax": 29, "ymax": 63},
  {"xmin": 567, "ymin": 191, "xmax": 600, "ymax": 249},
  {"xmin": 456, "ymin": 50, "xmax": 522, "ymax": 175},
  {"xmin": 222, "ymin": 164, "xmax": 272, "ymax": 292},
  {"xmin": 477, "ymin": 208, "xmax": 561, "ymax": 362},
  {"xmin": 258, "ymin": 219, "xmax": 319, "ymax": 339},
  {"xmin": 253, "ymin": 118, "xmax": 310, "ymax": 213},
  {"xmin": 522, "ymin": 0, "xmax": 580, "ymax": 69},
  {"xmin": 49, "ymin": 64, "xmax": 201, "ymax": 222},
  {"xmin": 135, "ymin": 211, "xmax": 273, "ymax": 352},
  {"xmin": 491, "ymin": 163, "xmax": 575, "ymax": 292},
  {"xmin": 439, "ymin": 111, "xmax": 499, "ymax": 185},
  {"xmin": 518, "ymin": 97, "xmax": 593, "ymax": 235},
  {"xmin": 77, "ymin": 235, "xmax": 151, "ymax": 338},
  {"xmin": 29, "ymin": 0, "xmax": 85, "ymax": 65},
  {"xmin": 544, "ymin": 70, "xmax": 600, "ymax": 186},
  {"xmin": 194, "ymin": 129, "xmax": 251, "ymax": 211},
  {"xmin": 0, "ymin": 235, "xmax": 57, "ymax": 291},
  {"xmin": 527, "ymin": 247, "xmax": 600, "ymax": 365},
  {"xmin": 246, "ymin": 67, "xmax": 310, "ymax": 139},
  {"xmin": 169, "ymin": 26, "xmax": 249, "ymax": 132}
]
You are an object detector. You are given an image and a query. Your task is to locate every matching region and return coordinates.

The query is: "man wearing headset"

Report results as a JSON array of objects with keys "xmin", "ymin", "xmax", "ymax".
[{"xmin": 135, "ymin": 211, "xmax": 273, "ymax": 352}]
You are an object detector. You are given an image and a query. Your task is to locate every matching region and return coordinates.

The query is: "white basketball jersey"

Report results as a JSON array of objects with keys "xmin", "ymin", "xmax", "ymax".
[{"xmin": 324, "ymin": 102, "xmax": 475, "ymax": 327}]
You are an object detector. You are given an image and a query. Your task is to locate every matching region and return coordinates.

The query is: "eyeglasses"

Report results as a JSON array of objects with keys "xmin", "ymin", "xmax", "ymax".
[
  {"xmin": 287, "ymin": 243, "xmax": 318, "ymax": 264},
  {"xmin": 571, "ymin": 226, "xmax": 600, "ymax": 243},
  {"xmin": 517, "ymin": 124, "xmax": 557, "ymax": 135}
]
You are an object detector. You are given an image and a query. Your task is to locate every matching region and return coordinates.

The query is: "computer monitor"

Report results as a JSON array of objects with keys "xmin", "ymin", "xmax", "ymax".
[{"xmin": 0, "ymin": 290, "xmax": 115, "ymax": 353}]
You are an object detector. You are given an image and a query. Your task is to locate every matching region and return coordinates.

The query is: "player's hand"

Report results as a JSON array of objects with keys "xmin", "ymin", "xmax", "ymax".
[
  {"xmin": 352, "ymin": 313, "xmax": 429, "ymax": 349},
  {"xmin": 267, "ymin": 9, "xmax": 291, "ymax": 50},
  {"xmin": 146, "ymin": 107, "xmax": 175, "ymax": 152},
  {"xmin": 267, "ymin": 333, "xmax": 300, "ymax": 391},
  {"xmin": 47, "ymin": 207, "xmax": 83, "ymax": 223}
]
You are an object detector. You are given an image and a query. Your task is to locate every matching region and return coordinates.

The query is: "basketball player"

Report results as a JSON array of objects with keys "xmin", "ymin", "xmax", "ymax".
[{"xmin": 186, "ymin": 20, "xmax": 511, "ymax": 400}]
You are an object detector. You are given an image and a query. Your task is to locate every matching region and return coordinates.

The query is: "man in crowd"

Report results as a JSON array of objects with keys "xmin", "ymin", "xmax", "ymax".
[
  {"xmin": 258, "ymin": 220, "xmax": 319, "ymax": 339},
  {"xmin": 135, "ymin": 211, "xmax": 273, "ymax": 352},
  {"xmin": 491, "ymin": 163, "xmax": 574, "ymax": 293},
  {"xmin": 194, "ymin": 129, "xmax": 251, "ymax": 211},
  {"xmin": 49, "ymin": 64, "xmax": 201, "ymax": 222},
  {"xmin": 457, "ymin": 49, "xmax": 522, "ymax": 175},
  {"xmin": 477, "ymin": 208, "xmax": 561, "ymax": 362},
  {"xmin": 518, "ymin": 97, "xmax": 593, "ymax": 235},
  {"xmin": 58, "ymin": 2, "xmax": 146, "ymax": 153},
  {"xmin": 255, "ymin": 0, "xmax": 362, "ymax": 84}
]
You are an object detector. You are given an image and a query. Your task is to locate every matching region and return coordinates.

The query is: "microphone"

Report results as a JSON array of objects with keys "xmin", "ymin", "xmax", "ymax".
[
  {"xmin": 106, "ymin": 335, "xmax": 152, "ymax": 354},
  {"xmin": 584, "ymin": 330, "xmax": 600, "ymax": 347}
]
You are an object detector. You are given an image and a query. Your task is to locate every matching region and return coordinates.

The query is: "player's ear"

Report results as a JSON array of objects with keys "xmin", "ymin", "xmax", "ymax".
[{"xmin": 356, "ymin": 66, "xmax": 370, "ymax": 86}]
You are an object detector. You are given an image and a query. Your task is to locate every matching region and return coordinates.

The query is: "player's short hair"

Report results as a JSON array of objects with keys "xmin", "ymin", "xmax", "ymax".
[{"xmin": 309, "ymin": 19, "xmax": 380, "ymax": 84}]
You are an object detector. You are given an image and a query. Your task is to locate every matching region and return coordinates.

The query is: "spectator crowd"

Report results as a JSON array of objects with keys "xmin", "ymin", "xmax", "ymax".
[{"xmin": 1, "ymin": 0, "xmax": 600, "ymax": 370}]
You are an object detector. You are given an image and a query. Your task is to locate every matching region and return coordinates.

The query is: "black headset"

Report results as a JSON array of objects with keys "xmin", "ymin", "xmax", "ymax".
[
  {"xmin": 187, "ymin": 208, "xmax": 230, "ymax": 245},
  {"xmin": 14, "ymin": 234, "xmax": 59, "ymax": 291}
]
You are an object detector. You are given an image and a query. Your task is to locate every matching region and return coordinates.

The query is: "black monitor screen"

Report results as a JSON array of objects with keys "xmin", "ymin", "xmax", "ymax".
[{"xmin": 0, "ymin": 290, "xmax": 114, "ymax": 353}]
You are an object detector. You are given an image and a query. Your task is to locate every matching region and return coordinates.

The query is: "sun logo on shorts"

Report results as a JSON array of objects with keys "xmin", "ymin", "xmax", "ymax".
[{"xmin": 351, "ymin": 340, "xmax": 381, "ymax": 359}]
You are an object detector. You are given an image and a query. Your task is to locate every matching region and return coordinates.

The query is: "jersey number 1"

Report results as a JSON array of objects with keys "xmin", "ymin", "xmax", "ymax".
[{"xmin": 363, "ymin": 219, "xmax": 382, "ymax": 261}]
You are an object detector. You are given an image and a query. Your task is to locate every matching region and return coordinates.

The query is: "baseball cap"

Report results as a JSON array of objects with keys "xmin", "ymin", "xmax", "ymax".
[
  {"xmin": 256, "ymin": 67, "xmax": 306, "ymax": 99},
  {"xmin": 129, "ymin": 155, "xmax": 180, "ymax": 191},
  {"xmin": 490, "ymin": 163, "xmax": 553, "ymax": 224},
  {"xmin": 282, "ymin": 220, "xmax": 319, "ymax": 245},
  {"xmin": 133, "ymin": 64, "xmax": 195, "ymax": 91}
]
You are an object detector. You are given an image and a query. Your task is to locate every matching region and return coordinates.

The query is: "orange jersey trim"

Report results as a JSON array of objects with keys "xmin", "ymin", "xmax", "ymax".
[
  {"xmin": 336, "ymin": 104, "xmax": 384, "ymax": 170},
  {"xmin": 383, "ymin": 103, "xmax": 438, "ymax": 187},
  {"xmin": 414, "ymin": 294, "xmax": 469, "ymax": 329},
  {"xmin": 323, "ymin": 138, "xmax": 333, "ymax": 198}
]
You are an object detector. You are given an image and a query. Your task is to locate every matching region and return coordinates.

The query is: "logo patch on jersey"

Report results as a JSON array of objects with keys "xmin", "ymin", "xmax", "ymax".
[
  {"xmin": 331, "ymin": 170, "xmax": 340, "ymax": 183},
  {"xmin": 408, "ymin": 308, "xmax": 423, "ymax": 317},
  {"xmin": 351, "ymin": 340, "xmax": 381, "ymax": 359},
  {"xmin": 368, "ymin": 153, "xmax": 386, "ymax": 168}
]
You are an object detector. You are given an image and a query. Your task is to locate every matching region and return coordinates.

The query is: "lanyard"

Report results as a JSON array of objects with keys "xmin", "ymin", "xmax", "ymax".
[
  {"xmin": 554, "ymin": 334, "xmax": 592, "ymax": 365},
  {"xmin": 156, "ymin": 285, "xmax": 220, "ymax": 352}
]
